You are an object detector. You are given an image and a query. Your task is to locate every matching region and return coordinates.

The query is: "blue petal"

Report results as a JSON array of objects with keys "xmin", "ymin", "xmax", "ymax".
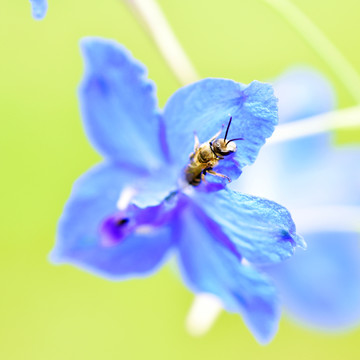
[
  {"xmin": 176, "ymin": 201, "xmax": 280, "ymax": 344},
  {"xmin": 191, "ymin": 189, "xmax": 305, "ymax": 264},
  {"xmin": 79, "ymin": 38, "xmax": 166, "ymax": 172},
  {"xmin": 274, "ymin": 67, "xmax": 336, "ymax": 124},
  {"xmin": 235, "ymin": 68, "xmax": 359, "ymax": 208},
  {"xmin": 286, "ymin": 144, "xmax": 360, "ymax": 207},
  {"xmin": 163, "ymin": 79, "xmax": 278, "ymax": 171},
  {"xmin": 30, "ymin": 0, "xmax": 47, "ymax": 20},
  {"xmin": 50, "ymin": 162, "xmax": 175, "ymax": 279},
  {"xmin": 263, "ymin": 231, "xmax": 360, "ymax": 330}
]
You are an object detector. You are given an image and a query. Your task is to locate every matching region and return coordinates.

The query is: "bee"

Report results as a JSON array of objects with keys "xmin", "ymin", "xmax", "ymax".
[{"xmin": 185, "ymin": 117, "xmax": 243, "ymax": 186}]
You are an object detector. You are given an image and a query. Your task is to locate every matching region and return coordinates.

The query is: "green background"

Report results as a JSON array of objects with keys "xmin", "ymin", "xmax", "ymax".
[{"xmin": 1, "ymin": 0, "xmax": 360, "ymax": 359}]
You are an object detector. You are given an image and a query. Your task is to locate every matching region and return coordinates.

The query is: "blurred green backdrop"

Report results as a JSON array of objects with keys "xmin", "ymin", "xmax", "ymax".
[{"xmin": 1, "ymin": 0, "xmax": 360, "ymax": 359}]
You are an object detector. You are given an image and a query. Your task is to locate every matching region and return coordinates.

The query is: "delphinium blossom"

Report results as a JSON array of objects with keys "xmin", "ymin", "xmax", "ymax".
[
  {"xmin": 50, "ymin": 37, "xmax": 305, "ymax": 344},
  {"xmin": 29, "ymin": 0, "xmax": 47, "ymax": 20},
  {"xmin": 238, "ymin": 68, "xmax": 360, "ymax": 330}
]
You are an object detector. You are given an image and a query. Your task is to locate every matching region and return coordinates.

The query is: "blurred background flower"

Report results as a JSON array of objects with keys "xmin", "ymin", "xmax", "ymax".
[
  {"xmin": 2, "ymin": 0, "xmax": 360, "ymax": 359},
  {"xmin": 29, "ymin": 0, "xmax": 47, "ymax": 20},
  {"xmin": 240, "ymin": 67, "xmax": 360, "ymax": 331}
]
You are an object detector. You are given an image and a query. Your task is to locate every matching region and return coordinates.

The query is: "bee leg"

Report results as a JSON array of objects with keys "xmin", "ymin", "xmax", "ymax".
[
  {"xmin": 206, "ymin": 125, "xmax": 224, "ymax": 143},
  {"xmin": 193, "ymin": 132, "xmax": 200, "ymax": 151},
  {"xmin": 206, "ymin": 169, "xmax": 231, "ymax": 183},
  {"xmin": 201, "ymin": 170, "xmax": 207, "ymax": 183}
]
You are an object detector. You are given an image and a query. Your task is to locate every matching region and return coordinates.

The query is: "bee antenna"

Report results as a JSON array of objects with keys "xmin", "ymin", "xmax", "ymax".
[
  {"xmin": 226, "ymin": 137, "xmax": 244, "ymax": 145},
  {"xmin": 224, "ymin": 116, "xmax": 232, "ymax": 141}
]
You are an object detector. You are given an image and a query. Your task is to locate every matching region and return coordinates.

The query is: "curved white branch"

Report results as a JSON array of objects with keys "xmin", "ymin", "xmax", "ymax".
[
  {"xmin": 263, "ymin": 0, "xmax": 360, "ymax": 103},
  {"xmin": 293, "ymin": 205, "xmax": 360, "ymax": 233},
  {"xmin": 124, "ymin": 0, "xmax": 199, "ymax": 85},
  {"xmin": 269, "ymin": 105, "xmax": 360, "ymax": 144}
]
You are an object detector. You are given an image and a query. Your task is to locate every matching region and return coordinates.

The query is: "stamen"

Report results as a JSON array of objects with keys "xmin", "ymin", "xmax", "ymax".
[
  {"xmin": 101, "ymin": 214, "xmax": 130, "ymax": 246},
  {"xmin": 136, "ymin": 225, "xmax": 156, "ymax": 234},
  {"xmin": 116, "ymin": 218, "xmax": 130, "ymax": 226},
  {"xmin": 117, "ymin": 187, "xmax": 137, "ymax": 210},
  {"xmin": 186, "ymin": 294, "xmax": 223, "ymax": 336}
]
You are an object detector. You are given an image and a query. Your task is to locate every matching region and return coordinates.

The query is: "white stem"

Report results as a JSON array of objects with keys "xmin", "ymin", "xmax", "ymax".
[
  {"xmin": 263, "ymin": 0, "xmax": 360, "ymax": 103},
  {"xmin": 293, "ymin": 206, "xmax": 360, "ymax": 233},
  {"xmin": 268, "ymin": 105, "xmax": 360, "ymax": 144},
  {"xmin": 186, "ymin": 293, "xmax": 223, "ymax": 336},
  {"xmin": 124, "ymin": 0, "xmax": 199, "ymax": 85}
]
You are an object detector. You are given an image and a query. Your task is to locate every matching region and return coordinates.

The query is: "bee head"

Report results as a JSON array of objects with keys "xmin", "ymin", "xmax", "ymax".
[
  {"xmin": 212, "ymin": 138, "xmax": 237, "ymax": 156},
  {"xmin": 211, "ymin": 116, "xmax": 243, "ymax": 157}
]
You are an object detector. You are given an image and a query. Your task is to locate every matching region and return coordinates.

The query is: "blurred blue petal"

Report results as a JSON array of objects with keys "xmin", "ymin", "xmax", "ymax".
[
  {"xmin": 239, "ymin": 138, "xmax": 360, "ymax": 209},
  {"xmin": 273, "ymin": 67, "xmax": 337, "ymax": 175},
  {"xmin": 51, "ymin": 162, "xmax": 175, "ymax": 279},
  {"xmin": 275, "ymin": 68, "xmax": 360, "ymax": 206},
  {"xmin": 283, "ymin": 144, "xmax": 360, "ymax": 208},
  {"xmin": 176, "ymin": 202, "xmax": 280, "ymax": 344},
  {"xmin": 263, "ymin": 231, "xmax": 360, "ymax": 330},
  {"xmin": 272, "ymin": 68, "xmax": 353, "ymax": 203},
  {"xmin": 274, "ymin": 67, "xmax": 336, "ymax": 124},
  {"xmin": 80, "ymin": 38, "xmax": 166, "ymax": 172},
  {"xmin": 163, "ymin": 79, "xmax": 278, "ymax": 170},
  {"xmin": 30, "ymin": 0, "xmax": 47, "ymax": 20},
  {"xmin": 192, "ymin": 189, "xmax": 304, "ymax": 264}
]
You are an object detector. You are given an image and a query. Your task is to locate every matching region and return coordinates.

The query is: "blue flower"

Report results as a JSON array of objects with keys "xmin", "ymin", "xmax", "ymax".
[
  {"xmin": 50, "ymin": 37, "xmax": 305, "ymax": 344},
  {"xmin": 29, "ymin": 0, "xmax": 47, "ymax": 20},
  {"xmin": 236, "ymin": 67, "xmax": 360, "ymax": 331}
]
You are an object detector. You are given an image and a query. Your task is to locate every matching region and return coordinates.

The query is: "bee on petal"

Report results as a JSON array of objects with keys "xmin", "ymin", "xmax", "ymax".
[{"xmin": 185, "ymin": 117, "xmax": 243, "ymax": 186}]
